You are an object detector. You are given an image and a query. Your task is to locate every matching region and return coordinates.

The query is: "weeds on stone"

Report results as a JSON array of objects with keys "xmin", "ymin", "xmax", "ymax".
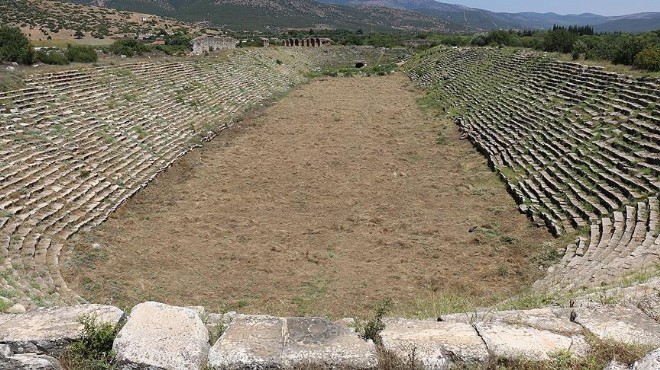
[
  {"xmin": 207, "ymin": 321, "xmax": 225, "ymax": 346},
  {"xmin": 532, "ymin": 241, "xmax": 563, "ymax": 269},
  {"xmin": 356, "ymin": 298, "xmax": 392, "ymax": 345},
  {"xmin": 480, "ymin": 335, "xmax": 654, "ymax": 370},
  {"xmin": 0, "ymin": 298, "xmax": 11, "ymax": 312},
  {"xmin": 59, "ymin": 315, "xmax": 121, "ymax": 370},
  {"xmin": 377, "ymin": 347, "xmax": 424, "ymax": 370}
]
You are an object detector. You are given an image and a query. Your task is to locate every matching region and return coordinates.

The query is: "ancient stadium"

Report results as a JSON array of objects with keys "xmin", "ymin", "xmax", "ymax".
[{"xmin": 0, "ymin": 45, "xmax": 659, "ymax": 369}]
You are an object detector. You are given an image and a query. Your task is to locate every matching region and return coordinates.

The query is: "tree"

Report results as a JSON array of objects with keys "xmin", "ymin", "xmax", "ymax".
[
  {"xmin": 0, "ymin": 26, "xmax": 34, "ymax": 64},
  {"xmin": 485, "ymin": 30, "xmax": 519, "ymax": 47},
  {"xmin": 74, "ymin": 30, "xmax": 84, "ymax": 39},
  {"xmin": 634, "ymin": 46, "xmax": 660, "ymax": 71},
  {"xmin": 611, "ymin": 36, "xmax": 645, "ymax": 65},
  {"xmin": 543, "ymin": 26, "xmax": 577, "ymax": 53}
]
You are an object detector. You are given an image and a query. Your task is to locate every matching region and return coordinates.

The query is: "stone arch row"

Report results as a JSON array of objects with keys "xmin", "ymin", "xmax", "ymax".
[{"xmin": 283, "ymin": 38, "xmax": 326, "ymax": 47}]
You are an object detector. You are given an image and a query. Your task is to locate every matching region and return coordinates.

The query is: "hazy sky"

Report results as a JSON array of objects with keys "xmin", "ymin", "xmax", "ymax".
[{"xmin": 445, "ymin": 0, "xmax": 660, "ymax": 16}]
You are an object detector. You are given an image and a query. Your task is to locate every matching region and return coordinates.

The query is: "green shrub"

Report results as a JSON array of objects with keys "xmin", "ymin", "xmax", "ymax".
[
  {"xmin": 36, "ymin": 50, "xmax": 69, "ymax": 65},
  {"xmin": 0, "ymin": 26, "xmax": 34, "ymax": 64},
  {"xmin": 357, "ymin": 298, "xmax": 392, "ymax": 345},
  {"xmin": 634, "ymin": 46, "xmax": 660, "ymax": 71},
  {"xmin": 543, "ymin": 27, "xmax": 577, "ymax": 53},
  {"xmin": 66, "ymin": 44, "xmax": 98, "ymax": 63},
  {"xmin": 59, "ymin": 315, "xmax": 119, "ymax": 370},
  {"xmin": 109, "ymin": 39, "xmax": 150, "ymax": 57},
  {"xmin": 611, "ymin": 36, "xmax": 645, "ymax": 65}
]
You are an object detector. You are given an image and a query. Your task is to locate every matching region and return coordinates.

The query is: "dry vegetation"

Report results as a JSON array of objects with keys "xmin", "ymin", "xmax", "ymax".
[{"xmin": 64, "ymin": 74, "xmax": 556, "ymax": 318}]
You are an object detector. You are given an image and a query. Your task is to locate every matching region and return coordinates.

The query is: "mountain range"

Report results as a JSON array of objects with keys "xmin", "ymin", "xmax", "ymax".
[{"xmin": 64, "ymin": 0, "xmax": 660, "ymax": 32}]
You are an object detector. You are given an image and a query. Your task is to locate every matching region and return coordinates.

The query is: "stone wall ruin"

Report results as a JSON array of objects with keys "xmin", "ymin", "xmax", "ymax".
[
  {"xmin": 283, "ymin": 37, "xmax": 332, "ymax": 47},
  {"xmin": 191, "ymin": 35, "xmax": 237, "ymax": 54}
]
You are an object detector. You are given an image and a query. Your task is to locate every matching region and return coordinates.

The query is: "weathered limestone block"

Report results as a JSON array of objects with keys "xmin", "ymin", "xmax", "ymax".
[
  {"xmin": 634, "ymin": 348, "xmax": 660, "ymax": 370},
  {"xmin": 208, "ymin": 315, "xmax": 377, "ymax": 369},
  {"xmin": 475, "ymin": 322, "xmax": 590, "ymax": 361},
  {"xmin": 0, "ymin": 352, "xmax": 62, "ymax": 370},
  {"xmin": 574, "ymin": 305, "xmax": 660, "ymax": 346},
  {"xmin": 603, "ymin": 360, "xmax": 630, "ymax": 370},
  {"xmin": 113, "ymin": 301, "xmax": 210, "ymax": 370},
  {"xmin": 208, "ymin": 315, "xmax": 283, "ymax": 369},
  {"xmin": 441, "ymin": 307, "xmax": 583, "ymax": 335},
  {"xmin": 637, "ymin": 295, "xmax": 660, "ymax": 321},
  {"xmin": 380, "ymin": 318, "xmax": 488, "ymax": 369},
  {"xmin": 282, "ymin": 317, "xmax": 377, "ymax": 367},
  {"xmin": 6, "ymin": 303, "xmax": 26, "ymax": 314},
  {"xmin": 0, "ymin": 304, "xmax": 124, "ymax": 356}
]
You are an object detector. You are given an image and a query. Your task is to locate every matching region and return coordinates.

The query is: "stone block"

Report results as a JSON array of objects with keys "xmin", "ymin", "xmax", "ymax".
[
  {"xmin": 441, "ymin": 307, "xmax": 583, "ymax": 335},
  {"xmin": 574, "ymin": 305, "xmax": 660, "ymax": 346},
  {"xmin": 634, "ymin": 348, "xmax": 660, "ymax": 370},
  {"xmin": 0, "ymin": 304, "xmax": 124, "ymax": 356},
  {"xmin": 208, "ymin": 315, "xmax": 283, "ymax": 369},
  {"xmin": 208, "ymin": 315, "xmax": 377, "ymax": 369},
  {"xmin": 475, "ymin": 321, "xmax": 590, "ymax": 361},
  {"xmin": 0, "ymin": 352, "xmax": 62, "ymax": 369},
  {"xmin": 113, "ymin": 301, "xmax": 209, "ymax": 370},
  {"xmin": 381, "ymin": 318, "xmax": 488, "ymax": 369}
]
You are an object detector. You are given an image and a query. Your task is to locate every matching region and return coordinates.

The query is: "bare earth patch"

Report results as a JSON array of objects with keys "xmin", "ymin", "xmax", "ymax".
[{"xmin": 64, "ymin": 74, "xmax": 554, "ymax": 318}]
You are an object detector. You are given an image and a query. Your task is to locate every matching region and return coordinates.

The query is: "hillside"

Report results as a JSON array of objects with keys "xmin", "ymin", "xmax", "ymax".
[
  {"xmin": 319, "ymin": 0, "xmax": 660, "ymax": 32},
  {"xmin": 0, "ymin": 0, "xmax": 199, "ymax": 45},
  {"xmin": 595, "ymin": 13, "xmax": 660, "ymax": 33},
  {"xmin": 63, "ymin": 0, "xmax": 450, "ymax": 32},
  {"xmin": 61, "ymin": 0, "xmax": 660, "ymax": 33}
]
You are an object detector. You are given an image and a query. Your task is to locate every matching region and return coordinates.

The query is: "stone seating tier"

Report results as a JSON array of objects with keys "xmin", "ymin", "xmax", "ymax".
[
  {"xmin": 0, "ymin": 47, "xmax": 407, "ymax": 308},
  {"xmin": 407, "ymin": 47, "xmax": 659, "ymax": 291}
]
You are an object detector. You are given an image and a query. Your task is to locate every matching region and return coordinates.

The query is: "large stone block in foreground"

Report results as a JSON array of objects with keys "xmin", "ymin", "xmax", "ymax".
[
  {"xmin": 113, "ymin": 301, "xmax": 210, "ymax": 370},
  {"xmin": 574, "ymin": 305, "xmax": 660, "ymax": 346},
  {"xmin": 475, "ymin": 321, "xmax": 590, "ymax": 361},
  {"xmin": 0, "ymin": 304, "xmax": 124, "ymax": 356},
  {"xmin": 380, "ymin": 318, "xmax": 489, "ymax": 369},
  {"xmin": 634, "ymin": 348, "xmax": 660, "ymax": 370},
  {"xmin": 0, "ymin": 351, "xmax": 62, "ymax": 370},
  {"xmin": 208, "ymin": 315, "xmax": 377, "ymax": 369},
  {"xmin": 441, "ymin": 307, "xmax": 584, "ymax": 335}
]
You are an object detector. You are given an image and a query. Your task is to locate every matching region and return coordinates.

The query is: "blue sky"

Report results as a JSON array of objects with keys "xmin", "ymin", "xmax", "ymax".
[{"xmin": 445, "ymin": 0, "xmax": 660, "ymax": 16}]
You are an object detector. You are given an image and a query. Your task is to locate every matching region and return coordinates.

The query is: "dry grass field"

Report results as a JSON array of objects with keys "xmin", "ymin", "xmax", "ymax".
[{"xmin": 63, "ymin": 73, "xmax": 556, "ymax": 318}]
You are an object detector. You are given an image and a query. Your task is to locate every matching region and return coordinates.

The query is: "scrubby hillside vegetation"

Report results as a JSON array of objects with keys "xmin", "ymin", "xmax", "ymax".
[{"xmin": 0, "ymin": 0, "xmax": 198, "ymax": 44}]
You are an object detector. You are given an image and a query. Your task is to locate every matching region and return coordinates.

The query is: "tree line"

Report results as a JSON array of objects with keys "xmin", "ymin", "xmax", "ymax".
[
  {"xmin": 468, "ymin": 26, "xmax": 660, "ymax": 71},
  {"xmin": 0, "ymin": 25, "xmax": 193, "ymax": 65},
  {"xmin": 3, "ymin": 24, "xmax": 660, "ymax": 72}
]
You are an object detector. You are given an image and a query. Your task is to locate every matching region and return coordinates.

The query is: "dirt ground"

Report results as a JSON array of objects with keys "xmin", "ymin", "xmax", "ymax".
[{"xmin": 64, "ymin": 73, "xmax": 555, "ymax": 318}]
